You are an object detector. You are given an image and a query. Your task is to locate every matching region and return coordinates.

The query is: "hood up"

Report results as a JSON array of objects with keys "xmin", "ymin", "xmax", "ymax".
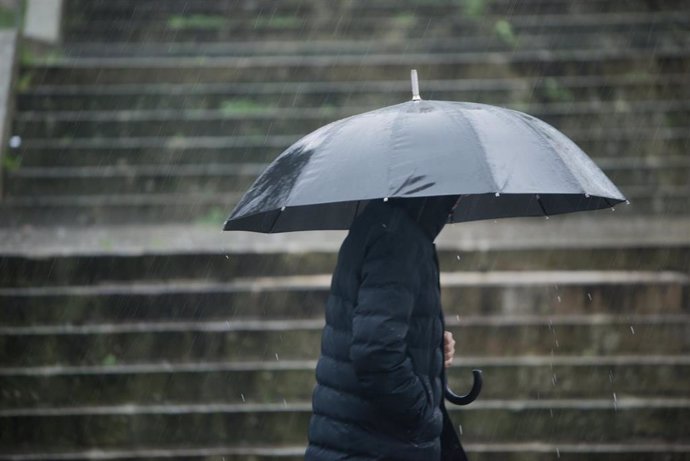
[{"xmin": 388, "ymin": 195, "xmax": 460, "ymax": 242}]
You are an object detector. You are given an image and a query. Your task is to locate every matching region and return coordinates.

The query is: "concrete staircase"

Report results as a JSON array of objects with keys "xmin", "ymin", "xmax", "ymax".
[
  {"xmin": 0, "ymin": 0, "xmax": 689, "ymax": 459},
  {"xmin": 1, "ymin": 0, "xmax": 689, "ymax": 225},
  {"xmin": 1, "ymin": 219, "xmax": 689, "ymax": 460}
]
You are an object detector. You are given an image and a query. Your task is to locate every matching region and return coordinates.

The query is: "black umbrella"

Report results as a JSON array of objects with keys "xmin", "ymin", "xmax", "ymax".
[
  {"xmin": 223, "ymin": 70, "xmax": 628, "ymax": 405},
  {"xmin": 225, "ymin": 70, "xmax": 626, "ymax": 233}
]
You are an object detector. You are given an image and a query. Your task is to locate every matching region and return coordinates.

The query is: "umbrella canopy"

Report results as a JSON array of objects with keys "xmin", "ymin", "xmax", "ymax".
[{"xmin": 224, "ymin": 72, "xmax": 627, "ymax": 233}]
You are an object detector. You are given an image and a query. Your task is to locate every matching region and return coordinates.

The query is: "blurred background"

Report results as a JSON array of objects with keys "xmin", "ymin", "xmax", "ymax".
[{"xmin": 0, "ymin": 0, "xmax": 688, "ymax": 460}]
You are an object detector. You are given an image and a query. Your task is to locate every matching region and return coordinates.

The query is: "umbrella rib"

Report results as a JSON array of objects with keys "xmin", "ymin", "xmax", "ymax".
[
  {"xmin": 444, "ymin": 103, "xmax": 500, "ymax": 193},
  {"xmin": 536, "ymin": 194, "xmax": 549, "ymax": 217},
  {"xmin": 351, "ymin": 200, "xmax": 361, "ymax": 227},
  {"xmin": 509, "ymin": 109, "xmax": 587, "ymax": 195},
  {"xmin": 268, "ymin": 209, "xmax": 282, "ymax": 233},
  {"xmin": 387, "ymin": 103, "xmax": 409, "ymax": 197}
]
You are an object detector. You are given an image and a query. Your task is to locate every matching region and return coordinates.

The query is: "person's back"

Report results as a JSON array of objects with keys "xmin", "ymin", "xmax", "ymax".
[{"xmin": 305, "ymin": 197, "xmax": 458, "ymax": 460}]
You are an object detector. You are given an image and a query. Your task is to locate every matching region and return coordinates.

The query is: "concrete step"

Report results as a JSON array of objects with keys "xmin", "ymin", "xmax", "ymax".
[
  {"xmin": 1, "ymin": 214, "xmax": 689, "ymax": 282},
  {"xmin": 17, "ymin": 75, "xmax": 689, "ymax": 112},
  {"xmin": 60, "ymin": 11, "xmax": 689, "ymax": 42},
  {"xmin": 1, "ymin": 398, "xmax": 688, "ymax": 449},
  {"xmin": 9, "ymin": 139, "xmax": 687, "ymax": 171},
  {"xmin": 62, "ymin": 0, "xmax": 690, "ymax": 19},
  {"xmin": 9, "ymin": 126, "xmax": 687, "ymax": 169},
  {"xmin": 22, "ymin": 47, "xmax": 688, "ymax": 85},
  {"xmin": 61, "ymin": 17, "xmax": 690, "ymax": 53},
  {"xmin": 1, "ymin": 443, "xmax": 690, "ymax": 461},
  {"xmin": 10, "ymin": 126, "xmax": 686, "ymax": 150},
  {"xmin": 0, "ymin": 269, "xmax": 687, "ymax": 324},
  {"xmin": 12, "ymin": 100, "xmax": 689, "ymax": 138},
  {"xmin": 1, "ymin": 314, "xmax": 688, "ymax": 367},
  {"xmin": 0, "ymin": 186, "xmax": 686, "ymax": 226},
  {"xmin": 58, "ymin": 27, "xmax": 690, "ymax": 57},
  {"xmin": 5, "ymin": 159, "xmax": 688, "ymax": 197},
  {"xmin": 8, "ymin": 138, "xmax": 689, "ymax": 171},
  {"xmin": 3, "ymin": 165, "xmax": 259, "ymax": 196},
  {"xmin": 1, "ymin": 356, "xmax": 688, "ymax": 408}
]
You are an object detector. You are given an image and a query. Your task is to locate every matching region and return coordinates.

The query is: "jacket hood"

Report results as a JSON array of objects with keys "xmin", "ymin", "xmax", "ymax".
[{"xmin": 388, "ymin": 195, "xmax": 459, "ymax": 241}]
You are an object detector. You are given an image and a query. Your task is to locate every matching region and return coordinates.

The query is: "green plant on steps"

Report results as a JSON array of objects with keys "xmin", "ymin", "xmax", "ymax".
[
  {"xmin": 16, "ymin": 71, "xmax": 34, "ymax": 91},
  {"xmin": 18, "ymin": 46, "xmax": 34, "ymax": 65},
  {"xmin": 1, "ymin": 154, "xmax": 21, "ymax": 172},
  {"xmin": 462, "ymin": 0, "xmax": 486, "ymax": 19},
  {"xmin": 544, "ymin": 77, "xmax": 574, "ymax": 103},
  {"xmin": 167, "ymin": 14, "xmax": 226, "ymax": 30},
  {"xmin": 102, "ymin": 354, "xmax": 118, "ymax": 366},
  {"xmin": 0, "ymin": 1, "xmax": 25, "ymax": 29},
  {"xmin": 195, "ymin": 207, "xmax": 227, "ymax": 227},
  {"xmin": 392, "ymin": 12, "xmax": 417, "ymax": 28},
  {"xmin": 219, "ymin": 99, "xmax": 270, "ymax": 115},
  {"xmin": 494, "ymin": 18, "xmax": 518, "ymax": 47},
  {"xmin": 253, "ymin": 15, "xmax": 301, "ymax": 29}
]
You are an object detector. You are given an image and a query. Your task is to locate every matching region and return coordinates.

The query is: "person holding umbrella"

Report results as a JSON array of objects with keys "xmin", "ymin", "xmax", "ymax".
[
  {"xmin": 223, "ymin": 70, "xmax": 626, "ymax": 460},
  {"xmin": 303, "ymin": 194, "xmax": 470, "ymax": 460}
]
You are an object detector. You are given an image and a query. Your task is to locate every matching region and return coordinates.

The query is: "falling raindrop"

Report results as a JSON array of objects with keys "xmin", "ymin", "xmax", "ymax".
[
  {"xmin": 630, "ymin": 326, "xmax": 635, "ymax": 335},
  {"xmin": 545, "ymin": 216, "xmax": 550, "ymax": 220},
  {"xmin": 587, "ymin": 293, "xmax": 592, "ymax": 301},
  {"xmin": 283, "ymin": 398, "xmax": 288, "ymax": 408},
  {"xmin": 241, "ymin": 393, "xmax": 245, "ymax": 402},
  {"xmin": 625, "ymin": 200, "xmax": 631, "ymax": 205},
  {"xmin": 9, "ymin": 135, "xmax": 21, "ymax": 149},
  {"xmin": 458, "ymin": 424, "xmax": 463, "ymax": 435},
  {"xmin": 556, "ymin": 295, "xmax": 561, "ymax": 303},
  {"xmin": 610, "ymin": 207, "xmax": 616, "ymax": 212},
  {"xmin": 584, "ymin": 193, "xmax": 590, "ymax": 198},
  {"xmin": 613, "ymin": 392, "xmax": 618, "ymax": 411},
  {"xmin": 552, "ymin": 374, "xmax": 558, "ymax": 386},
  {"xmin": 275, "ymin": 353, "xmax": 280, "ymax": 361},
  {"xmin": 556, "ymin": 448, "xmax": 561, "ymax": 458},
  {"xmin": 383, "ymin": 197, "xmax": 389, "ymax": 202},
  {"xmin": 456, "ymin": 255, "xmax": 461, "ymax": 261},
  {"xmin": 495, "ymin": 192, "xmax": 500, "ymax": 197},
  {"xmin": 609, "ymin": 370, "xmax": 615, "ymax": 383},
  {"xmin": 281, "ymin": 206, "xmax": 286, "ymax": 211},
  {"xmin": 225, "ymin": 255, "xmax": 230, "ymax": 259}
]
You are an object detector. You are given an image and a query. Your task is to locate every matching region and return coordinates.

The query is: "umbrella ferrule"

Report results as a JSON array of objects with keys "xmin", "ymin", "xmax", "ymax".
[{"xmin": 411, "ymin": 69, "xmax": 422, "ymax": 101}]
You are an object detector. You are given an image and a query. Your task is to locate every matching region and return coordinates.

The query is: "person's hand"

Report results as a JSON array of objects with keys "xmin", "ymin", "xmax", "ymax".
[{"xmin": 444, "ymin": 331, "xmax": 455, "ymax": 368}]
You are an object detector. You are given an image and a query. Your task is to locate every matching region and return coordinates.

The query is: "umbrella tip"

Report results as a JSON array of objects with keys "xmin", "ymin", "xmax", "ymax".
[{"xmin": 411, "ymin": 69, "xmax": 422, "ymax": 101}]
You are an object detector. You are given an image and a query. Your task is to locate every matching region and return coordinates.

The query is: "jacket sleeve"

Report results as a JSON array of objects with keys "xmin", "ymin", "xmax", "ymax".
[{"xmin": 349, "ymin": 222, "xmax": 431, "ymax": 429}]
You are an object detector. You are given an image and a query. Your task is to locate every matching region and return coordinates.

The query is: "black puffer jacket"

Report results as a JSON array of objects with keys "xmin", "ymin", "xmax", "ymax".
[{"xmin": 305, "ymin": 197, "xmax": 465, "ymax": 460}]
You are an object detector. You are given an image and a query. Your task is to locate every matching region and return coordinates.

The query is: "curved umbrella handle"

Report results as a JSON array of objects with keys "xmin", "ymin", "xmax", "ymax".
[{"xmin": 445, "ymin": 369, "xmax": 483, "ymax": 406}]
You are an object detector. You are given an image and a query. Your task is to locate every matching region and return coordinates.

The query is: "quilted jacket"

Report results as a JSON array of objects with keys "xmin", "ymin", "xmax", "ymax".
[{"xmin": 305, "ymin": 197, "xmax": 465, "ymax": 460}]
